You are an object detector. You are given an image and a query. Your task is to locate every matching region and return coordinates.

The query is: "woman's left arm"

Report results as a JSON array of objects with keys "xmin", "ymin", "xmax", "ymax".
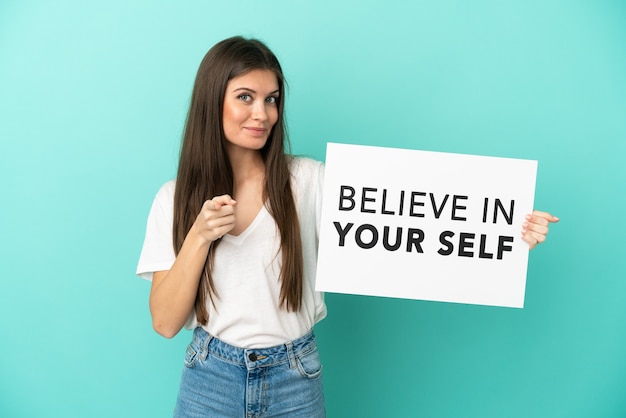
[{"xmin": 522, "ymin": 210, "xmax": 560, "ymax": 250}]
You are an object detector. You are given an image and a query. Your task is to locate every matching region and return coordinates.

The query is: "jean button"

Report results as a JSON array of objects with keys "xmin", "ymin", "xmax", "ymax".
[{"xmin": 248, "ymin": 353, "xmax": 257, "ymax": 362}]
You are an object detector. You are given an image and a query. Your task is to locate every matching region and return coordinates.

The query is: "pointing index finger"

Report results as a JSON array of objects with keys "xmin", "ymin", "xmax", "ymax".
[{"xmin": 206, "ymin": 195, "xmax": 237, "ymax": 210}]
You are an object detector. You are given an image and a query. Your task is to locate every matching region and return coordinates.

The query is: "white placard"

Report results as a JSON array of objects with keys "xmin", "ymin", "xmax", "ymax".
[{"xmin": 315, "ymin": 143, "xmax": 537, "ymax": 308}]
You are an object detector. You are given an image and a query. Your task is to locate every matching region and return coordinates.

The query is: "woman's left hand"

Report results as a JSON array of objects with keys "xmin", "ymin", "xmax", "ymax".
[{"xmin": 522, "ymin": 210, "xmax": 560, "ymax": 250}]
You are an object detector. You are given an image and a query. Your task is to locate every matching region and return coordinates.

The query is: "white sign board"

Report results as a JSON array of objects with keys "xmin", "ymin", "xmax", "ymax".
[{"xmin": 315, "ymin": 143, "xmax": 537, "ymax": 308}]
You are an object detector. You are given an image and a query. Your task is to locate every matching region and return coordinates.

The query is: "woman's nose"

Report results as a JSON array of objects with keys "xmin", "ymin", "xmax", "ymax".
[{"xmin": 251, "ymin": 101, "xmax": 269, "ymax": 121}]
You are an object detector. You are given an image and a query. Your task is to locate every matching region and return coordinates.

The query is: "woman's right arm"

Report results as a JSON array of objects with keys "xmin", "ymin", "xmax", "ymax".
[{"xmin": 149, "ymin": 195, "xmax": 236, "ymax": 338}]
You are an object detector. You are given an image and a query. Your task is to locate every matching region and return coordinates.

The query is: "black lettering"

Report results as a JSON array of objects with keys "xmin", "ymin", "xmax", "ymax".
[
  {"xmin": 451, "ymin": 195, "xmax": 468, "ymax": 221},
  {"xmin": 438, "ymin": 231, "xmax": 454, "ymax": 255},
  {"xmin": 355, "ymin": 224, "xmax": 378, "ymax": 249},
  {"xmin": 382, "ymin": 226, "xmax": 402, "ymax": 251},
  {"xmin": 497, "ymin": 236, "xmax": 514, "ymax": 259},
  {"xmin": 482, "ymin": 197, "xmax": 489, "ymax": 223},
  {"xmin": 361, "ymin": 187, "xmax": 377, "ymax": 213},
  {"xmin": 493, "ymin": 199, "xmax": 514, "ymax": 225},
  {"xmin": 458, "ymin": 232, "xmax": 474, "ymax": 257},
  {"xmin": 478, "ymin": 234, "xmax": 494, "ymax": 259},
  {"xmin": 430, "ymin": 194, "xmax": 449, "ymax": 219},
  {"xmin": 406, "ymin": 228, "xmax": 425, "ymax": 253},
  {"xmin": 338, "ymin": 186, "xmax": 356, "ymax": 211},
  {"xmin": 409, "ymin": 191, "xmax": 426, "ymax": 217},
  {"xmin": 381, "ymin": 189, "xmax": 395, "ymax": 215},
  {"xmin": 333, "ymin": 222, "xmax": 354, "ymax": 246}
]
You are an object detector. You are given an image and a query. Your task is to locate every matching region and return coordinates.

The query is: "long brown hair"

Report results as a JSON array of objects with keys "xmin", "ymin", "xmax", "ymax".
[{"xmin": 173, "ymin": 36, "xmax": 303, "ymax": 325}]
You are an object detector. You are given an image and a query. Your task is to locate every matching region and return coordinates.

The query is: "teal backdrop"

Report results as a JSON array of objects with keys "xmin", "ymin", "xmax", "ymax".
[{"xmin": 1, "ymin": 1, "xmax": 625, "ymax": 417}]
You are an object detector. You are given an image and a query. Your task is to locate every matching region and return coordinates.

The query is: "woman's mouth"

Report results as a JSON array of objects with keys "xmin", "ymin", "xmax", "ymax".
[{"xmin": 245, "ymin": 127, "xmax": 267, "ymax": 136}]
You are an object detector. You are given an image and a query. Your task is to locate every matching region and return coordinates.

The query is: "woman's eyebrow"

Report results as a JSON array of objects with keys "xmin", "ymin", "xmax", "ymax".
[{"xmin": 232, "ymin": 87, "xmax": 280, "ymax": 95}]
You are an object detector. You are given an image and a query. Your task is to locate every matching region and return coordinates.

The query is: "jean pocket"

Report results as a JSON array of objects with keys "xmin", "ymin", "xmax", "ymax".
[
  {"xmin": 296, "ymin": 347, "xmax": 322, "ymax": 379},
  {"xmin": 183, "ymin": 344, "xmax": 199, "ymax": 368}
]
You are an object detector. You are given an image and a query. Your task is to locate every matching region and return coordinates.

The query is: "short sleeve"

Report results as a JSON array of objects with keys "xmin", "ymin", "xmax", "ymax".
[{"xmin": 136, "ymin": 180, "xmax": 177, "ymax": 281}]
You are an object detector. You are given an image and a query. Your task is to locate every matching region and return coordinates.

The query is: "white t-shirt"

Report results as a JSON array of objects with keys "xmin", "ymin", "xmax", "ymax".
[{"xmin": 136, "ymin": 157, "xmax": 327, "ymax": 348}]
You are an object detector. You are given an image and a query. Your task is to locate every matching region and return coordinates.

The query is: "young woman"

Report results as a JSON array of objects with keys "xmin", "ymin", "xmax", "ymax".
[{"xmin": 137, "ymin": 36, "xmax": 558, "ymax": 417}]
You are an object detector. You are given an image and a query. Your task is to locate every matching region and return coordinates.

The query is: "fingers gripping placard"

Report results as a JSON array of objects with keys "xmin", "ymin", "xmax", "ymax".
[{"xmin": 315, "ymin": 143, "xmax": 537, "ymax": 308}]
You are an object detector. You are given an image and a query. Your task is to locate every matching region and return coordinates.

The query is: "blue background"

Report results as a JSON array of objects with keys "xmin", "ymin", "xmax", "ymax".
[{"xmin": 1, "ymin": 1, "xmax": 625, "ymax": 417}]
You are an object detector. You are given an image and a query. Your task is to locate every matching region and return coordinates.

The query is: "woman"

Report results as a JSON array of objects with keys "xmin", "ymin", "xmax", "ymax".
[{"xmin": 137, "ymin": 36, "xmax": 558, "ymax": 417}]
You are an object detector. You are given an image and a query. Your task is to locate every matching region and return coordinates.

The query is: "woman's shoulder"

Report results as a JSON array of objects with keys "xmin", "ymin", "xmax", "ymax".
[
  {"xmin": 288, "ymin": 156, "xmax": 324, "ymax": 203},
  {"xmin": 152, "ymin": 179, "xmax": 176, "ymax": 204},
  {"xmin": 288, "ymin": 156, "xmax": 324, "ymax": 179}
]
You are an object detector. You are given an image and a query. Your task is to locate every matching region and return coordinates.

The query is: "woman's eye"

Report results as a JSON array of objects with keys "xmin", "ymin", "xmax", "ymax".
[
  {"xmin": 266, "ymin": 96, "xmax": 278, "ymax": 104},
  {"xmin": 237, "ymin": 94, "xmax": 252, "ymax": 102}
]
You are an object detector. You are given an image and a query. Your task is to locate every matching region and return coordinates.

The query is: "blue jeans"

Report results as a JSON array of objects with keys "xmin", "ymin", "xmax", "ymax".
[{"xmin": 174, "ymin": 328, "xmax": 326, "ymax": 417}]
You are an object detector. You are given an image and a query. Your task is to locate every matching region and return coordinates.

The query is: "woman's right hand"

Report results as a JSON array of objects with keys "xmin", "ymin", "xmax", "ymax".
[
  {"xmin": 191, "ymin": 194, "xmax": 237, "ymax": 243},
  {"xmin": 150, "ymin": 194, "xmax": 237, "ymax": 339}
]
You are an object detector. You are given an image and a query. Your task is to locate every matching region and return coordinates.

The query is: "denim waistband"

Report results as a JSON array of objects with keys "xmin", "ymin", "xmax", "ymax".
[{"xmin": 190, "ymin": 327, "xmax": 317, "ymax": 371}]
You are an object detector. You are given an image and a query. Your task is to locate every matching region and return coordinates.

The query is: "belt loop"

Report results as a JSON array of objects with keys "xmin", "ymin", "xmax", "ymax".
[
  {"xmin": 201, "ymin": 331, "xmax": 212, "ymax": 361},
  {"xmin": 286, "ymin": 341, "xmax": 296, "ymax": 369}
]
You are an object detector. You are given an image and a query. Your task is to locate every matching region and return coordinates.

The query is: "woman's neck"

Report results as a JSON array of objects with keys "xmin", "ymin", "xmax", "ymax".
[
  {"xmin": 227, "ymin": 147, "xmax": 265, "ymax": 184},
  {"xmin": 227, "ymin": 148, "xmax": 266, "ymax": 234}
]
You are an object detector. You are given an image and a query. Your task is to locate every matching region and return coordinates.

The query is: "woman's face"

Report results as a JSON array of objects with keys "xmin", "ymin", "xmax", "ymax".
[{"xmin": 222, "ymin": 69, "xmax": 279, "ymax": 155}]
